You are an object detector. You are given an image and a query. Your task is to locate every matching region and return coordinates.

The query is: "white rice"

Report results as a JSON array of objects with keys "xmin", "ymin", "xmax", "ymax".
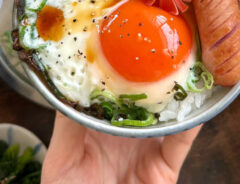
[{"xmin": 159, "ymin": 89, "xmax": 213, "ymax": 122}]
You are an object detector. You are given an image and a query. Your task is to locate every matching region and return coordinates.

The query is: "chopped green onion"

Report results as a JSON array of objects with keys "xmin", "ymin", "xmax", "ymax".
[
  {"xmin": 111, "ymin": 112, "xmax": 157, "ymax": 127},
  {"xmin": 90, "ymin": 89, "xmax": 120, "ymax": 106},
  {"xmin": 187, "ymin": 71, "xmax": 203, "ymax": 92},
  {"xmin": 100, "ymin": 101, "xmax": 115, "ymax": 120},
  {"xmin": 90, "ymin": 89, "xmax": 157, "ymax": 127},
  {"xmin": 195, "ymin": 31, "xmax": 202, "ymax": 61},
  {"xmin": 119, "ymin": 93, "xmax": 147, "ymax": 101},
  {"xmin": 118, "ymin": 104, "xmax": 146, "ymax": 120},
  {"xmin": 173, "ymin": 83, "xmax": 187, "ymax": 101},
  {"xmin": 19, "ymin": 25, "xmax": 46, "ymax": 50},
  {"xmin": 201, "ymin": 72, "xmax": 214, "ymax": 90},
  {"xmin": 187, "ymin": 62, "xmax": 214, "ymax": 92},
  {"xmin": 19, "ymin": 25, "xmax": 26, "ymax": 38},
  {"xmin": 32, "ymin": 54, "xmax": 66, "ymax": 100},
  {"xmin": 25, "ymin": 0, "xmax": 47, "ymax": 12}
]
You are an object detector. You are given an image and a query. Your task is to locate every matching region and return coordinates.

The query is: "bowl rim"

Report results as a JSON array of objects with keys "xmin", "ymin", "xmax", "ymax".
[
  {"xmin": 0, "ymin": 122, "xmax": 47, "ymax": 148},
  {"xmin": 23, "ymin": 63, "xmax": 240, "ymax": 138}
]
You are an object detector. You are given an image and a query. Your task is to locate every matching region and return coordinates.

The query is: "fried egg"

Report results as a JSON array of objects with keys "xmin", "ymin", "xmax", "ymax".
[{"xmin": 35, "ymin": 0, "xmax": 195, "ymax": 112}]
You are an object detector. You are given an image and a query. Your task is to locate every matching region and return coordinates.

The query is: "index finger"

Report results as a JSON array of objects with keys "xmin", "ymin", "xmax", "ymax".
[{"xmin": 160, "ymin": 125, "xmax": 202, "ymax": 173}]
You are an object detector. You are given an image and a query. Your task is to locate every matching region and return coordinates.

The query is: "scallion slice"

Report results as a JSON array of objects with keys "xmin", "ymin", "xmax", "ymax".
[
  {"xmin": 19, "ymin": 25, "xmax": 46, "ymax": 50},
  {"xmin": 111, "ymin": 112, "xmax": 157, "ymax": 127},
  {"xmin": 90, "ymin": 89, "xmax": 157, "ymax": 127},
  {"xmin": 119, "ymin": 93, "xmax": 147, "ymax": 101},
  {"xmin": 187, "ymin": 62, "xmax": 214, "ymax": 92},
  {"xmin": 25, "ymin": 0, "xmax": 47, "ymax": 12},
  {"xmin": 90, "ymin": 89, "xmax": 120, "ymax": 105},
  {"xmin": 32, "ymin": 54, "xmax": 66, "ymax": 100},
  {"xmin": 173, "ymin": 83, "xmax": 187, "ymax": 101}
]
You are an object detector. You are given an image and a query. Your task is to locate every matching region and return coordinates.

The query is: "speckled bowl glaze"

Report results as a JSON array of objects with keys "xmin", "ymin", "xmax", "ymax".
[{"xmin": 0, "ymin": 123, "xmax": 47, "ymax": 162}]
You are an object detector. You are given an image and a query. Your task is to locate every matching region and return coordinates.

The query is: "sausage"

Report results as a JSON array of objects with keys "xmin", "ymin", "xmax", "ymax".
[{"xmin": 193, "ymin": 0, "xmax": 240, "ymax": 86}]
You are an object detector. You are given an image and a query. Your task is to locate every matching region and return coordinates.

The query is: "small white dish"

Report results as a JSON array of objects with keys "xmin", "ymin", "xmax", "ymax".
[{"xmin": 0, "ymin": 123, "xmax": 47, "ymax": 163}]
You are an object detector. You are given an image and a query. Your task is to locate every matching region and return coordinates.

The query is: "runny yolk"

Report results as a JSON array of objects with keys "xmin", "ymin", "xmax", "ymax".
[
  {"xmin": 100, "ymin": 0, "xmax": 192, "ymax": 83},
  {"xmin": 36, "ymin": 6, "xmax": 64, "ymax": 42}
]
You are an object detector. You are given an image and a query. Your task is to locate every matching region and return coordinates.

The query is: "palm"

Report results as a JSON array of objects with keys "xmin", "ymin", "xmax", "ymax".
[{"xmin": 42, "ymin": 113, "xmax": 201, "ymax": 184}]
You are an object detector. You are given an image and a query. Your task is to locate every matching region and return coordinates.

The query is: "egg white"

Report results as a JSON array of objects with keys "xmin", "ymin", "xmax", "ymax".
[
  {"xmin": 36, "ymin": 0, "xmax": 196, "ymax": 112},
  {"xmin": 37, "ymin": 0, "xmax": 122, "ymax": 107}
]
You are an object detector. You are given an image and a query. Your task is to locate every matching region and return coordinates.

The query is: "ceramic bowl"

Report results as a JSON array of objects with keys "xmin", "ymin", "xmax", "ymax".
[
  {"xmin": 23, "ymin": 63, "xmax": 240, "ymax": 138},
  {"xmin": 0, "ymin": 123, "xmax": 47, "ymax": 162},
  {"xmin": 7, "ymin": 0, "xmax": 240, "ymax": 138}
]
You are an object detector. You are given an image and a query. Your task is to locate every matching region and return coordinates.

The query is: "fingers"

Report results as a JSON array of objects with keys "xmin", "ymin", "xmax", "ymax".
[
  {"xmin": 160, "ymin": 125, "xmax": 202, "ymax": 173},
  {"xmin": 42, "ymin": 112, "xmax": 86, "ymax": 184},
  {"xmin": 48, "ymin": 111, "xmax": 86, "ymax": 159}
]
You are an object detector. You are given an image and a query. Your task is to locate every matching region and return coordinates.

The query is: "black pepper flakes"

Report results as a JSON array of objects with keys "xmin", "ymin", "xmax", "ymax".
[
  {"xmin": 154, "ymin": 113, "xmax": 160, "ymax": 118},
  {"xmin": 78, "ymin": 50, "xmax": 83, "ymax": 55},
  {"xmin": 83, "ymin": 27, "xmax": 87, "ymax": 32}
]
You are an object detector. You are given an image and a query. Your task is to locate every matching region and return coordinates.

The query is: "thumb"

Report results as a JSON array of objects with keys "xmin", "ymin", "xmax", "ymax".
[
  {"xmin": 42, "ymin": 112, "xmax": 86, "ymax": 183},
  {"xmin": 48, "ymin": 111, "xmax": 86, "ymax": 159}
]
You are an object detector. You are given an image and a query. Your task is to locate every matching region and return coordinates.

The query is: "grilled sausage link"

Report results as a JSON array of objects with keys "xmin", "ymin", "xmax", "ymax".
[{"xmin": 193, "ymin": 0, "xmax": 240, "ymax": 86}]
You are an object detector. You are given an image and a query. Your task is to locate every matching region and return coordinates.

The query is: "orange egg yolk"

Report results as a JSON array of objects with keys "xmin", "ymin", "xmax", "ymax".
[{"xmin": 100, "ymin": 0, "xmax": 192, "ymax": 82}]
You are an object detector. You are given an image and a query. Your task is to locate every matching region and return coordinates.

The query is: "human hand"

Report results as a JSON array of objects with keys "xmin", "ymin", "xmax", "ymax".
[{"xmin": 42, "ymin": 112, "xmax": 201, "ymax": 184}]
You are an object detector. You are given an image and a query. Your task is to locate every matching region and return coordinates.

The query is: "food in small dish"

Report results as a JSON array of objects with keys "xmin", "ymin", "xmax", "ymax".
[
  {"xmin": 0, "ymin": 140, "xmax": 42, "ymax": 183},
  {"xmin": 12, "ymin": 0, "xmax": 238, "ymax": 127}
]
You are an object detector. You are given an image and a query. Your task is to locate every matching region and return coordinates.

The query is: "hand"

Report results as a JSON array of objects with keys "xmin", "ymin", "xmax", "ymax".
[{"xmin": 42, "ymin": 112, "xmax": 201, "ymax": 184}]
